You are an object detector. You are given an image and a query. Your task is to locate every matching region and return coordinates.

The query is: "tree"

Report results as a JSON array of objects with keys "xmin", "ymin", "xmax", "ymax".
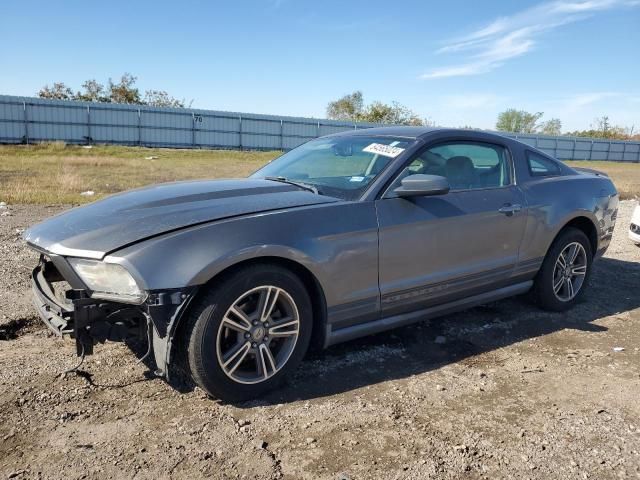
[
  {"xmin": 143, "ymin": 90, "xmax": 189, "ymax": 108},
  {"xmin": 37, "ymin": 74, "xmax": 190, "ymax": 108},
  {"xmin": 365, "ymin": 101, "xmax": 424, "ymax": 126},
  {"xmin": 37, "ymin": 82, "xmax": 73, "ymax": 100},
  {"xmin": 565, "ymin": 116, "xmax": 632, "ymax": 140},
  {"xmin": 107, "ymin": 73, "xmax": 142, "ymax": 104},
  {"xmin": 326, "ymin": 91, "xmax": 365, "ymax": 122},
  {"xmin": 75, "ymin": 79, "xmax": 108, "ymax": 102},
  {"xmin": 593, "ymin": 115, "xmax": 611, "ymax": 135},
  {"xmin": 539, "ymin": 118, "xmax": 562, "ymax": 136},
  {"xmin": 496, "ymin": 109, "xmax": 543, "ymax": 133},
  {"xmin": 326, "ymin": 91, "xmax": 426, "ymax": 126}
]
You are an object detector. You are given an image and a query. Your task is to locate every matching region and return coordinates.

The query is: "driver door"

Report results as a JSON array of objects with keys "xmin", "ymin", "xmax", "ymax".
[{"xmin": 375, "ymin": 140, "xmax": 527, "ymax": 317}]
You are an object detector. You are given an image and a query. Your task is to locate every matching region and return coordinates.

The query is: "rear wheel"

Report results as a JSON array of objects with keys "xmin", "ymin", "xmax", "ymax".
[
  {"xmin": 184, "ymin": 265, "xmax": 312, "ymax": 402},
  {"xmin": 532, "ymin": 227, "xmax": 592, "ymax": 311}
]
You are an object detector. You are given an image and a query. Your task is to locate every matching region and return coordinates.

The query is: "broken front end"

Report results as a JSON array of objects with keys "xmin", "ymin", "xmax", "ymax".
[{"xmin": 30, "ymin": 254, "xmax": 196, "ymax": 377}]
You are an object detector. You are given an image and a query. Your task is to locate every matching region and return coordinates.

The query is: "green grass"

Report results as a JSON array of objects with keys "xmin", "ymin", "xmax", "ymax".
[
  {"xmin": 0, "ymin": 144, "xmax": 638, "ymax": 204},
  {"xmin": 0, "ymin": 143, "xmax": 279, "ymax": 204}
]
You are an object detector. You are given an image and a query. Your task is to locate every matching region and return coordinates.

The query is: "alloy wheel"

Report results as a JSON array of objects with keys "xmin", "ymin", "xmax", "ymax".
[
  {"xmin": 216, "ymin": 285, "xmax": 300, "ymax": 384},
  {"xmin": 552, "ymin": 242, "xmax": 588, "ymax": 302}
]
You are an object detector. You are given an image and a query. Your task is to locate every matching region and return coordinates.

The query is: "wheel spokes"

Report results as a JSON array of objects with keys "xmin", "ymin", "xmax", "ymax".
[
  {"xmin": 269, "ymin": 319, "xmax": 299, "ymax": 337},
  {"xmin": 257, "ymin": 344, "xmax": 277, "ymax": 379},
  {"xmin": 571, "ymin": 265, "xmax": 587, "ymax": 275},
  {"xmin": 552, "ymin": 242, "xmax": 587, "ymax": 302},
  {"xmin": 566, "ymin": 277, "xmax": 575, "ymax": 298},
  {"xmin": 567, "ymin": 244, "xmax": 580, "ymax": 264},
  {"xmin": 223, "ymin": 341, "xmax": 251, "ymax": 374},
  {"xmin": 223, "ymin": 306, "xmax": 252, "ymax": 332},
  {"xmin": 228, "ymin": 306, "xmax": 252, "ymax": 329},
  {"xmin": 258, "ymin": 287, "xmax": 280, "ymax": 323},
  {"xmin": 553, "ymin": 275, "xmax": 565, "ymax": 294},
  {"xmin": 217, "ymin": 285, "xmax": 300, "ymax": 385}
]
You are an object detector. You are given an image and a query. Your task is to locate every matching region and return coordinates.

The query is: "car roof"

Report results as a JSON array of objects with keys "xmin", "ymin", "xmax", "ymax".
[
  {"xmin": 328, "ymin": 126, "xmax": 442, "ymax": 138},
  {"xmin": 327, "ymin": 125, "xmax": 510, "ymax": 142}
]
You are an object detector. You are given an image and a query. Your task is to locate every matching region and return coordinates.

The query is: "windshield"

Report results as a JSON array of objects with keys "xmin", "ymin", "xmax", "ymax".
[{"xmin": 251, "ymin": 135, "xmax": 416, "ymax": 200}]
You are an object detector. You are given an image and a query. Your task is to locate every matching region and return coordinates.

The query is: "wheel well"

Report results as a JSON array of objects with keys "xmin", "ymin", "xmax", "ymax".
[
  {"xmin": 561, "ymin": 216, "xmax": 598, "ymax": 256},
  {"xmin": 175, "ymin": 256, "xmax": 328, "ymax": 352}
]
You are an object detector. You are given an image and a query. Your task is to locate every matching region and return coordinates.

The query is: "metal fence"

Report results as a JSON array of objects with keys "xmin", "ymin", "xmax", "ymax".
[
  {"xmin": 497, "ymin": 131, "xmax": 640, "ymax": 162},
  {"xmin": 0, "ymin": 95, "xmax": 384, "ymax": 152},
  {"xmin": 1, "ymin": 94, "xmax": 639, "ymax": 161}
]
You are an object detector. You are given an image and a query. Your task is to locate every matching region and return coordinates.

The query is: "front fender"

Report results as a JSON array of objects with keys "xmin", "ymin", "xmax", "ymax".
[
  {"xmin": 188, "ymin": 244, "xmax": 322, "ymax": 287},
  {"xmin": 106, "ymin": 201, "xmax": 380, "ymax": 312}
]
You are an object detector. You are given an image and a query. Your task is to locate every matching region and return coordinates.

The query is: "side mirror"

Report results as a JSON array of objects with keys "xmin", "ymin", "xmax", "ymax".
[{"xmin": 394, "ymin": 174, "xmax": 450, "ymax": 198}]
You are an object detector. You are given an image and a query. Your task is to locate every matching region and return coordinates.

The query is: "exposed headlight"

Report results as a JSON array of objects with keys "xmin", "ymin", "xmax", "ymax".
[{"xmin": 68, "ymin": 258, "xmax": 146, "ymax": 304}]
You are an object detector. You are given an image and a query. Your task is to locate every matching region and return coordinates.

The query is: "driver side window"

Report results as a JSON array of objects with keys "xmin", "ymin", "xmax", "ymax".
[{"xmin": 394, "ymin": 142, "xmax": 511, "ymax": 191}]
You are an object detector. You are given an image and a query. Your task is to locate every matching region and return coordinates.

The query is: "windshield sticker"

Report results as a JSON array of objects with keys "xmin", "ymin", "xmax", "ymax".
[
  {"xmin": 349, "ymin": 176, "xmax": 365, "ymax": 182},
  {"xmin": 363, "ymin": 143, "xmax": 405, "ymax": 158}
]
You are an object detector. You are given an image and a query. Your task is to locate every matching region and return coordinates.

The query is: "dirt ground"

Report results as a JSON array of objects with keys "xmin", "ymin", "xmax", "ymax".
[{"xmin": 1, "ymin": 201, "xmax": 640, "ymax": 480}]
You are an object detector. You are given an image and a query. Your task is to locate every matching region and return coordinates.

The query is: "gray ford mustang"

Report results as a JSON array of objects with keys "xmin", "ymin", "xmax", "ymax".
[{"xmin": 25, "ymin": 127, "xmax": 618, "ymax": 401}]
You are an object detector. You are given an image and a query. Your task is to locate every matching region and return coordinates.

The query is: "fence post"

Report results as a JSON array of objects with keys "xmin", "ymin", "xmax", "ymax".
[
  {"xmin": 86, "ymin": 106, "xmax": 91, "ymax": 144},
  {"xmin": 589, "ymin": 141, "xmax": 593, "ymax": 161},
  {"xmin": 280, "ymin": 120, "xmax": 284, "ymax": 151},
  {"xmin": 23, "ymin": 101, "xmax": 29, "ymax": 145},
  {"xmin": 354, "ymin": 122, "xmax": 358, "ymax": 130},
  {"xmin": 238, "ymin": 115, "xmax": 243, "ymax": 150},
  {"xmin": 192, "ymin": 112, "xmax": 196, "ymax": 147},
  {"xmin": 622, "ymin": 141, "xmax": 627, "ymax": 163},
  {"xmin": 572, "ymin": 138, "xmax": 577, "ymax": 160},
  {"xmin": 137, "ymin": 108, "xmax": 142, "ymax": 146},
  {"xmin": 317, "ymin": 121, "xmax": 320, "ymax": 138},
  {"xmin": 606, "ymin": 141, "xmax": 611, "ymax": 161}
]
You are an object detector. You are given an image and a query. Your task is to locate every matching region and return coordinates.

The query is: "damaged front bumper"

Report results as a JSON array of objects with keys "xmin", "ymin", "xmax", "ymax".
[{"xmin": 31, "ymin": 255, "xmax": 197, "ymax": 377}]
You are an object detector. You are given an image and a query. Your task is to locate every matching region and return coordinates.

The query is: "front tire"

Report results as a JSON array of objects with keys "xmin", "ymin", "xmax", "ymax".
[
  {"xmin": 532, "ymin": 227, "xmax": 593, "ymax": 311},
  {"xmin": 184, "ymin": 264, "xmax": 312, "ymax": 402}
]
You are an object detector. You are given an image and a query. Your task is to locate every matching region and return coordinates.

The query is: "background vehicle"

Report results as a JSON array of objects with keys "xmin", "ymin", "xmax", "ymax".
[
  {"xmin": 25, "ymin": 127, "xmax": 619, "ymax": 401},
  {"xmin": 629, "ymin": 204, "xmax": 640, "ymax": 246}
]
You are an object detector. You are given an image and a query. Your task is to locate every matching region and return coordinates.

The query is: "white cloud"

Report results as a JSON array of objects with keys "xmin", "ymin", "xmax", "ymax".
[
  {"xmin": 562, "ymin": 92, "xmax": 621, "ymax": 109},
  {"xmin": 421, "ymin": 0, "xmax": 639, "ymax": 79},
  {"xmin": 426, "ymin": 91, "xmax": 639, "ymax": 130}
]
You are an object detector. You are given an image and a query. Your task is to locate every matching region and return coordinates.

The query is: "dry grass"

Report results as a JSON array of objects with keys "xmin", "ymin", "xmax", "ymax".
[
  {"xmin": 1, "ymin": 144, "xmax": 639, "ymax": 204},
  {"xmin": 566, "ymin": 161, "xmax": 640, "ymax": 200},
  {"xmin": 0, "ymin": 144, "xmax": 278, "ymax": 204}
]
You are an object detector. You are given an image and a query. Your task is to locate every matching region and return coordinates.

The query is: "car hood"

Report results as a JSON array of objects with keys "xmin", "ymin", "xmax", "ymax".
[{"xmin": 25, "ymin": 178, "xmax": 338, "ymax": 259}]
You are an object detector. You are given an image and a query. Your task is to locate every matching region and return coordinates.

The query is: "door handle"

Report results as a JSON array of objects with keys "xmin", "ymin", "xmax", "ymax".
[{"xmin": 498, "ymin": 203, "xmax": 522, "ymax": 215}]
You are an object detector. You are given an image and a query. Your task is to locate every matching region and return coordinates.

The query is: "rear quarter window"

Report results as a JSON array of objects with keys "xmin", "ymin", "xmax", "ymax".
[{"xmin": 526, "ymin": 151, "xmax": 561, "ymax": 177}]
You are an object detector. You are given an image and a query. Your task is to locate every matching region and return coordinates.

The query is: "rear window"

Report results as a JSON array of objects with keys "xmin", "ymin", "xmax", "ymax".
[{"xmin": 527, "ymin": 151, "xmax": 561, "ymax": 177}]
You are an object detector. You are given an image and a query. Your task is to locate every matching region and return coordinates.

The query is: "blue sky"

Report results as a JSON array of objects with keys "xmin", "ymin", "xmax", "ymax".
[{"xmin": 1, "ymin": 0, "xmax": 639, "ymax": 131}]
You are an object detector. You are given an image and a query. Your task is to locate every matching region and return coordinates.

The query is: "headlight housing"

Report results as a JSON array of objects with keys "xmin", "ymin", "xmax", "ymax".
[{"xmin": 68, "ymin": 258, "xmax": 146, "ymax": 304}]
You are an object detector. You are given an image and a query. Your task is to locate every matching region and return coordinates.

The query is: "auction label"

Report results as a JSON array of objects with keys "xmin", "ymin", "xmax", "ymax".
[{"xmin": 363, "ymin": 143, "xmax": 405, "ymax": 158}]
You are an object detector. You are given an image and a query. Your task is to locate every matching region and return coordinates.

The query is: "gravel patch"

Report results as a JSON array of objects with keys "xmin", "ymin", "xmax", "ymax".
[{"xmin": 1, "ymin": 201, "xmax": 639, "ymax": 479}]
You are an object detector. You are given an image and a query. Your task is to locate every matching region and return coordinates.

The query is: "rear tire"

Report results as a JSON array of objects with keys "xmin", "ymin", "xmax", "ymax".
[
  {"xmin": 532, "ymin": 227, "xmax": 592, "ymax": 311},
  {"xmin": 183, "ymin": 264, "xmax": 312, "ymax": 402}
]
